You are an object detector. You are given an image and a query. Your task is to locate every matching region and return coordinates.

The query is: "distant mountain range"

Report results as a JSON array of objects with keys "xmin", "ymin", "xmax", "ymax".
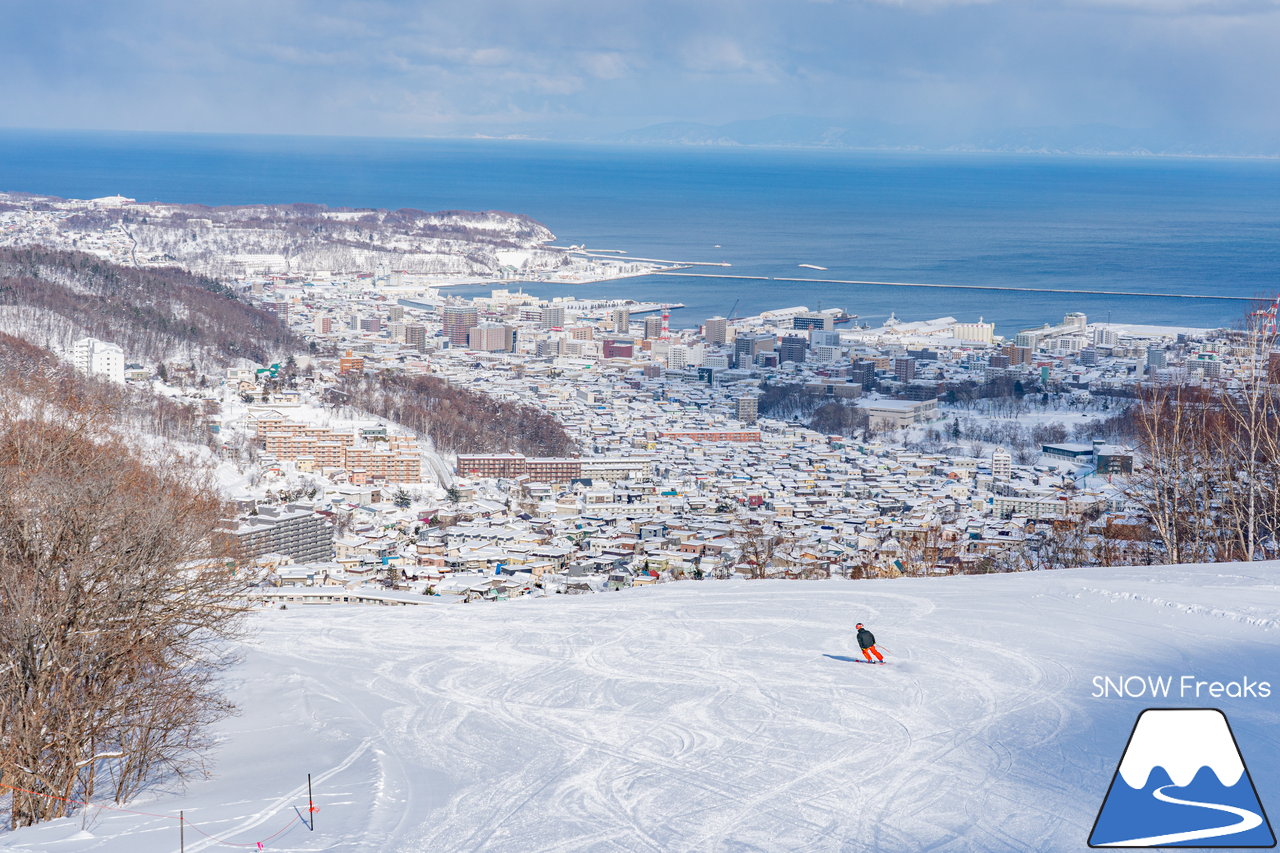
[{"xmin": 607, "ymin": 115, "xmax": 1278, "ymax": 158}]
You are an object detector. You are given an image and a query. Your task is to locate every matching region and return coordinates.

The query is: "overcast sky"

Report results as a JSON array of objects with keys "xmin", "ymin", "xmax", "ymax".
[{"xmin": 5, "ymin": 0, "xmax": 1280, "ymax": 150}]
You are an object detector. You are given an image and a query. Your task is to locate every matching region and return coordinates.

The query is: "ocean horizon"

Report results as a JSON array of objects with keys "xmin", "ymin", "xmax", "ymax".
[{"xmin": 3, "ymin": 128, "xmax": 1279, "ymax": 333}]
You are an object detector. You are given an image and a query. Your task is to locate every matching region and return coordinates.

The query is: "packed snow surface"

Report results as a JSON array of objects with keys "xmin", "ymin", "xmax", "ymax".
[{"xmin": 4, "ymin": 563, "xmax": 1279, "ymax": 852}]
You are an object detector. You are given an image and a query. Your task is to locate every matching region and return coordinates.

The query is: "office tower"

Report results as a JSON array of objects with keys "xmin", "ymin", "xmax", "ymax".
[
  {"xmin": 704, "ymin": 316, "xmax": 728, "ymax": 345},
  {"xmin": 540, "ymin": 305, "xmax": 566, "ymax": 329},
  {"xmin": 442, "ymin": 305, "xmax": 479, "ymax": 347},
  {"xmin": 611, "ymin": 307, "xmax": 630, "ymax": 334},
  {"xmin": 778, "ymin": 335, "xmax": 808, "ymax": 364}
]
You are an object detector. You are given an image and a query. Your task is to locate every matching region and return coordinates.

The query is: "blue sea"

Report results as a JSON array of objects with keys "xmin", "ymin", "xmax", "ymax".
[{"xmin": 3, "ymin": 129, "xmax": 1280, "ymax": 332}]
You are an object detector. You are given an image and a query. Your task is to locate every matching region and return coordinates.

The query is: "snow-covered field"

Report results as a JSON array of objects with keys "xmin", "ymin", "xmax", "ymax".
[{"xmin": 5, "ymin": 563, "xmax": 1279, "ymax": 852}]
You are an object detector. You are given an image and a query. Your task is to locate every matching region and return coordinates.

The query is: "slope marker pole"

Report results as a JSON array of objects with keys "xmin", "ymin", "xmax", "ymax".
[
  {"xmin": 308, "ymin": 773, "xmax": 314, "ymax": 831},
  {"xmin": 180, "ymin": 810, "xmax": 184, "ymax": 852}
]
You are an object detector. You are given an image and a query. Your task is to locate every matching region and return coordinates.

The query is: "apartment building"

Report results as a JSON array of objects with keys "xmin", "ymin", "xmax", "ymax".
[
  {"xmin": 72, "ymin": 337, "xmax": 125, "ymax": 384},
  {"xmin": 442, "ymin": 305, "xmax": 479, "ymax": 346},
  {"xmin": 338, "ymin": 350, "xmax": 365, "ymax": 375},
  {"xmin": 227, "ymin": 504, "xmax": 333, "ymax": 564},
  {"xmin": 659, "ymin": 430, "xmax": 762, "ymax": 442},
  {"xmin": 254, "ymin": 415, "xmax": 422, "ymax": 483},
  {"xmin": 468, "ymin": 323, "xmax": 516, "ymax": 352},
  {"xmin": 456, "ymin": 454, "xmax": 651, "ymax": 483},
  {"xmin": 703, "ymin": 316, "xmax": 728, "ymax": 345}
]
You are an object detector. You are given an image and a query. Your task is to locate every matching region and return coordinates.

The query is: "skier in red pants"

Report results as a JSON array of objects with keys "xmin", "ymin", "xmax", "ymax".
[{"xmin": 856, "ymin": 623, "xmax": 884, "ymax": 664}]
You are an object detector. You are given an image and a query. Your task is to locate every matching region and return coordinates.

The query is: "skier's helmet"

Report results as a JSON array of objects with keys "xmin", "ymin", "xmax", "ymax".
[{"xmin": 856, "ymin": 623, "xmax": 863, "ymax": 628}]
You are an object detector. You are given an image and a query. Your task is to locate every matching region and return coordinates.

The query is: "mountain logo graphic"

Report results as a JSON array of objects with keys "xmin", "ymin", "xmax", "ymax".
[{"xmin": 1089, "ymin": 708, "xmax": 1275, "ymax": 848}]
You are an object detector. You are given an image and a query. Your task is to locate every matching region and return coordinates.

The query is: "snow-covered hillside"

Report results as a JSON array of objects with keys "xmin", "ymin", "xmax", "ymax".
[
  {"xmin": 0, "ymin": 194, "xmax": 564, "ymax": 278},
  {"xmin": 4, "ymin": 563, "xmax": 1278, "ymax": 852}
]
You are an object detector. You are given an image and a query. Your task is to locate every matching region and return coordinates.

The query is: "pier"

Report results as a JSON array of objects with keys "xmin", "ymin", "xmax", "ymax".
[
  {"xmin": 651, "ymin": 272, "xmax": 1267, "ymax": 302},
  {"xmin": 563, "ymin": 249, "xmax": 732, "ymax": 268}
]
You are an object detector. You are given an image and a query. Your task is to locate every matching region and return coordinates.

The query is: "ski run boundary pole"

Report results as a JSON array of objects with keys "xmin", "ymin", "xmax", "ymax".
[{"xmin": 0, "ymin": 780, "xmax": 311, "ymax": 849}]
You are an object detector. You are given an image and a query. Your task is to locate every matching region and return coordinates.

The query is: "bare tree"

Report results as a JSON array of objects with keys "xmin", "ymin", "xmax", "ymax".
[
  {"xmin": 1214, "ymin": 322, "xmax": 1280, "ymax": 561},
  {"xmin": 0, "ymin": 394, "xmax": 247, "ymax": 828},
  {"xmin": 730, "ymin": 511, "xmax": 798, "ymax": 579},
  {"xmin": 993, "ymin": 518, "xmax": 1098, "ymax": 573},
  {"xmin": 892, "ymin": 523, "xmax": 953, "ymax": 577},
  {"xmin": 1120, "ymin": 316, "xmax": 1280, "ymax": 564}
]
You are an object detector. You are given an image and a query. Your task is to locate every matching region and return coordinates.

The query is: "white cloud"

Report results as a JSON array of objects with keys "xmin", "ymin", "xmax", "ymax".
[
  {"xmin": 679, "ymin": 37, "xmax": 774, "ymax": 76},
  {"xmin": 581, "ymin": 51, "xmax": 630, "ymax": 80}
]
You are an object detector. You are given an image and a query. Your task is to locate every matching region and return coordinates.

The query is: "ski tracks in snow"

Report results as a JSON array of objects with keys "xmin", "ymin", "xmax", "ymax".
[
  {"xmin": 179, "ymin": 736, "xmax": 373, "ymax": 853},
  {"xmin": 242, "ymin": 583, "xmax": 1088, "ymax": 852},
  {"xmin": 335, "ymin": 583, "xmax": 1084, "ymax": 852},
  {"xmin": 8, "ymin": 569, "xmax": 1280, "ymax": 852}
]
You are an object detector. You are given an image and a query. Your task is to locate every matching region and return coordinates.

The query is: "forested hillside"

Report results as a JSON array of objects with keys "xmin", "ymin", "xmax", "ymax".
[
  {"xmin": 339, "ymin": 372, "xmax": 578, "ymax": 457},
  {"xmin": 0, "ymin": 247, "xmax": 302, "ymax": 369},
  {"xmin": 0, "ymin": 332, "xmax": 209, "ymax": 445},
  {"xmin": 0, "ymin": 247, "xmax": 575, "ymax": 458}
]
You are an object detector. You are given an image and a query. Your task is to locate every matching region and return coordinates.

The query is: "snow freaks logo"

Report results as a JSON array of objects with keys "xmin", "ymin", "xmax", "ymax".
[
  {"xmin": 1089, "ymin": 709, "xmax": 1275, "ymax": 848},
  {"xmin": 1092, "ymin": 675, "xmax": 1271, "ymax": 700}
]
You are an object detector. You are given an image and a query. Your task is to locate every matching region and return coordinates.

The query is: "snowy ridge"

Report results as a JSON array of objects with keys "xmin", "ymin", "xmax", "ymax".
[
  {"xmin": 0, "ymin": 194, "xmax": 564, "ymax": 279},
  {"xmin": 1116, "ymin": 709, "xmax": 1245, "ymax": 789}
]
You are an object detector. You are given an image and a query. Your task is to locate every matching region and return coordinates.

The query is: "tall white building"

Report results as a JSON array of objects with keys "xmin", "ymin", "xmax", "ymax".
[
  {"xmin": 812, "ymin": 344, "xmax": 842, "ymax": 364},
  {"xmin": 1015, "ymin": 312, "xmax": 1088, "ymax": 350},
  {"xmin": 72, "ymin": 337, "xmax": 125, "ymax": 384},
  {"xmin": 1094, "ymin": 327, "xmax": 1119, "ymax": 348},
  {"xmin": 704, "ymin": 353, "xmax": 731, "ymax": 370},
  {"xmin": 991, "ymin": 447, "xmax": 1012, "ymax": 479}
]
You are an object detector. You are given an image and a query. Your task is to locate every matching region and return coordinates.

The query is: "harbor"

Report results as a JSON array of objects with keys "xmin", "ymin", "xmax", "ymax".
[{"xmin": 653, "ymin": 271, "xmax": 1267, "ymax": 303}]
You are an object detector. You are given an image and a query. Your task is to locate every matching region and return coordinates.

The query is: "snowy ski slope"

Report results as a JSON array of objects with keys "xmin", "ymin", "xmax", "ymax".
[{"xmin": 3, "ymin": 562, "xmax": 1279, "ymax": 852}]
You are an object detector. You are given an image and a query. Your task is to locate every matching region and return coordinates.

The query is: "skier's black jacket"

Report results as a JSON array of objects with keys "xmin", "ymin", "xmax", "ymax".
[{"xmin": 856, "ymin": 627, "xmax": 876, "ymax": 649}]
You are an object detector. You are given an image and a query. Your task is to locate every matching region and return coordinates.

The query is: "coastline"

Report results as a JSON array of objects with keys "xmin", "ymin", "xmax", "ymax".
[{"xmin": 2, "ymin": 134, "xmax": 1276, "ymax": 333}]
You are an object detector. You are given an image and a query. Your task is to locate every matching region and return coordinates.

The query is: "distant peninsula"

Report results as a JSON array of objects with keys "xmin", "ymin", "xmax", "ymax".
[{"xmin": 607, "ymin": 115, "xmax": 1280, "ymax": 159}]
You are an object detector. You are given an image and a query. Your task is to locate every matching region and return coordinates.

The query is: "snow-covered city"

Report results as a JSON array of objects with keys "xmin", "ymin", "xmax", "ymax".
[
  {"xmin": 5, "ymin": 6, "xmax": 1280, "ymax": 847},
  {"xmin": 0, "ymin": 188, "xmax": 1277, "ymax": 851}
]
